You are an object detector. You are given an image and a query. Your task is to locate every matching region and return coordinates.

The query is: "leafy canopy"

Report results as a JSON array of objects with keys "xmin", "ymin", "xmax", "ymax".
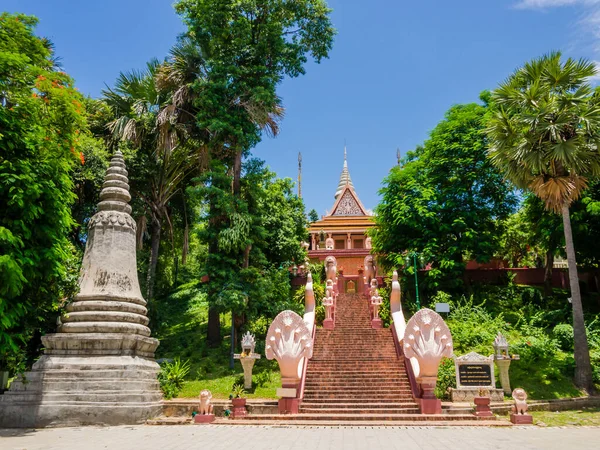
[
  {"xmin": 0, "ymin": 13, "xmax": 86, "ymax": 367},
  {"xmin": 371, "ymin": 99, "xmax": 517, "ymax": 290},
  {"xmin": 486, "ymin": 51, "xmax": 600, "ymax": 212}
]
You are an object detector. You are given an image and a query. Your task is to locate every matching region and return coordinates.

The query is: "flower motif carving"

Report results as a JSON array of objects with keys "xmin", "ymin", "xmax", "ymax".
[
  {"xmin": 89, "ymin": 211, "xmax": 136, "ymax": 231},
  {"xmin": 333, "ymin": 190, "xmax": 362, "ymax": 216}
]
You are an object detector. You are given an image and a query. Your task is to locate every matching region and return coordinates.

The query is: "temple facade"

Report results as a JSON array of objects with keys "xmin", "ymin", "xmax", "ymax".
[{"xmin": 307, "ymin": 149, "xmax": 377, "ymax": 292}]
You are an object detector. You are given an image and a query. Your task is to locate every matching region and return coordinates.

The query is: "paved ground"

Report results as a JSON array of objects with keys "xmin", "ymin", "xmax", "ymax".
[{"xmin": 1, "ymin": 425, "xmax": 600, "ymax": 450}]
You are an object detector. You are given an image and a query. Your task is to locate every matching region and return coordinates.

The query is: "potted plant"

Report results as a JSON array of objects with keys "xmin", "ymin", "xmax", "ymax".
[
  {"xmin": 230, "ymin": 384, "xmax": 247, "ymax": 418},
  {"xmin": 231, "ymin": 384, "xmax": 247, "ymax": 408}
]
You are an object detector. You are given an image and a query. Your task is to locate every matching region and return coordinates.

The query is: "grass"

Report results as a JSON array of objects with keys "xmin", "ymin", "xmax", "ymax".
[
  {"xmin": 531, "ymin": 408, "xmax": 600, "ymax": 426},
  {"xmin": 154, "ymin": 281, "xmax": 280, "ymax": 399}
]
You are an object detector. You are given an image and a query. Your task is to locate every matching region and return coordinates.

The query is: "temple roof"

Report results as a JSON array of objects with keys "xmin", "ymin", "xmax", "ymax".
[
  {"xmin": 334, "ymin": 147, "xmax": 354, "ymax": 199},
  {"xmin": 327, "ymin": 148, "xmax": 370, "ymax": 218}
]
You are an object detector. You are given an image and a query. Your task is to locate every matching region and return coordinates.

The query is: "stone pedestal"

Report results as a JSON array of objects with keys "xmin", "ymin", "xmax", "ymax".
[
  {"xmin": 323, "ymin": 318, "xmax": 335, "ymax": 329},
  {"xmin": 194, "ymin": 414, "xmax": 215, "ymax": 424},
  {"xmin": 0, "ymin": 152, "xmax": 162, "ymax": 428},
  {"xmin": 371, "ymin": 318, "xmax": 383, "ymax": 328},
  {"xmin": 510, "ymin": 413, "xmax": 533, "ymax": 425},
  {"xmin": 474, "ymin": 397, "xmax": 494, "ymax": 417},
  {"xmin": 495, "ymin": 358, "xmax": 512, "ymax": 394},
  {"xmin": 231, "ymin": 398, "xmax": 247, "ymax": 418},
  {"xmin": 278, "ymin": 397, "xmax": 300, "ymax": 414},
  {"xmin": 234, "ymin": 354, "xmax": 260, "ymax": 390},
  {"xmin": 418, "ymin": 376, "xmax": 442, "ymax": 415},
  {"xmin": 450, "ymin": 387, "xmax": 504, "ymax": 402}
]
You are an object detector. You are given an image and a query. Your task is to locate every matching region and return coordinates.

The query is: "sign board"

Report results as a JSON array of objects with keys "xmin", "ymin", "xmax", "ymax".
[
  {"xmin": 435, "ymin": 303, "xmax": 450, "ymax": 313},
  {"xmin": 454, "ymin": 352, "xmax": 495, "ymax": 389},
  {"xmin": 457, "ymin": 364, "xmax": 492, "ymax": 386}
]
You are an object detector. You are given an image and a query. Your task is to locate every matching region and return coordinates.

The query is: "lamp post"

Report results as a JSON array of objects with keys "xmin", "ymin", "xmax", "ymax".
[{"xmin": 405, "ymin": 252, "xmax": 423, "ymax": 310}]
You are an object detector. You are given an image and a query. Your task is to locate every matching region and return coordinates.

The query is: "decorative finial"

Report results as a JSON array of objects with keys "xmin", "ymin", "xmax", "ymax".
[
  {"xmin": 297, "ymin": 151, "xmax": 302, "ymax": 198},
  {"xmin": 98, "ymin": 152, "xmax": 132, "ymax": 214}
]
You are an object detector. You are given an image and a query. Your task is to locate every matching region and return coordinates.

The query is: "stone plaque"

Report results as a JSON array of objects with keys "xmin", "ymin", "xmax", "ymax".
[
  {"xmin": 454, "ymin": 351, "xmax": 495, "ymax": 389},
  {"xmin": 458, "ymin": 363, "xmax": 492, "ymax": 386}
]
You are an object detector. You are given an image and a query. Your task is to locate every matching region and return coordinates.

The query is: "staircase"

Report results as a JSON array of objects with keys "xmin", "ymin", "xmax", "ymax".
[
  {"xmin": 299, "ymin": 293, "xmax": 420, "ymax": 419},
  {"xmin": 234, "ymin": 292, "xmax": 509, "ymax": 425}
]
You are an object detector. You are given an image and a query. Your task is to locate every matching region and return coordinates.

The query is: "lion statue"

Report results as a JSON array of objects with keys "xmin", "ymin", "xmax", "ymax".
[
  {"xmin": 199, "ymin": 389, "xmax": 213, "ymax": 415},
  {"xmin": 512, "ymin": 388, "xmax": 528, "ymax": 415}
]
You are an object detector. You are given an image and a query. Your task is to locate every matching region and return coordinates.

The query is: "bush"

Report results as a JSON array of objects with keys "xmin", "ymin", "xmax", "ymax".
[
  {"xmin": 158, "ymin": 358, "xmax": 190, "ymax": 399},
  {"xmin": 553, "ymin": 323, "xmax": 574, "ymax": 351},
  {"xmin": 435, "ymin": 357, "xmax": 456, "ymax": 399},
  {"xmin": 446, "ymin": 296, "xmax": 507, "ymax": 354}
]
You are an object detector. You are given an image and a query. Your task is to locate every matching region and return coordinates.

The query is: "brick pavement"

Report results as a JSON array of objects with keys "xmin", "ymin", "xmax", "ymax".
[{"xmin": 1, "ymin": 425, "xmax": 600, "ymax": 450}]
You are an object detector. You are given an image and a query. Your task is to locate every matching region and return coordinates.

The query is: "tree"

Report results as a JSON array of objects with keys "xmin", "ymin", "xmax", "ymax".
[
  {"xmin": 193, "ymin": 158, "xmax": 306, "ymax": 347},
  {"xmin": 175, "ymin": 0, "xmax": 335, "ymax": 344},
  {"xmin": 0, "ymin": 13, "xmax": 87, "ymax": 370},
  {"xmin": 372, "ymin": 99, "xmax": 517, "ymax": 292},
  {"xmin": 308, "ymin": 208, "xmax": 319, "ymax": 223},
  {"xmin": 522, "ymin": 193, "xmax": 564, "ymax": 296},
  {"xmin": 495, "ymin": 209, "xmax": 537, "ymax": 268},
  {"xmin": 102, "ymin": 61, "xmax": 197, "ymax": 300},
  {"xmin": 486, "ymin": 52, "xmax": 600, "ymax": 392}
]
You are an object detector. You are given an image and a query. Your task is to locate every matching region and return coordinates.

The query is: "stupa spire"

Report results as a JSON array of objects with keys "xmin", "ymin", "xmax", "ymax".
[{"xmin": 334, "ymin": 146, "xmax": 354, "ymax": 199}]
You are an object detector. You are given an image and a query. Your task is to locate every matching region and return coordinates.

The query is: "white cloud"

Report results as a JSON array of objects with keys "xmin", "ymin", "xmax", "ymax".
[
  {"xmin": 516, "ymin": 0, "xmax": 599, "ymax": 8},
  {"xmin": 589, "ymin": 61, "xmax": 600, "ymax": 82},
  {"xmin": 514, "ymin": 0, "xmax": 600, "ymax": 58}
]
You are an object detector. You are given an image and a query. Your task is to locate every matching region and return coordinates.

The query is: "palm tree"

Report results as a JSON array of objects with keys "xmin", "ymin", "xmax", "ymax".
[
  {"xmin": 486, "ymin": 52, "xmax": 600, "ymax": 392},
  {"xmin": 103, "ymin": 60, "xmax": 197, "ymax": 300}
]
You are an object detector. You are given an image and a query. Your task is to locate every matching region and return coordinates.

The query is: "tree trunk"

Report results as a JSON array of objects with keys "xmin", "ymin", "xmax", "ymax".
[
  {"xmin": 561, "ymin": 203, "xmax": 594, "ymax": 393},
  {"xmin": 232, "ymin": 150, "xmax": 242, "ymax": 196},
  {"xmin": 207, "ymin": 307, "xmax": 221, "ymax": 347},
  {"xmin": 146, "ymin": 218, "xmax": 161, "ymax": 300},
  {"xmin": 544, "ymin": 250, "xmax": 554, "ymax": 297}
]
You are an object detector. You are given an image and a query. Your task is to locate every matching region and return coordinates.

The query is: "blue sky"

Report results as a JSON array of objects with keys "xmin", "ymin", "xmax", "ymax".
[{"xmin": 4, "ymin": 0, "xmax": 600, "ymax": 215}]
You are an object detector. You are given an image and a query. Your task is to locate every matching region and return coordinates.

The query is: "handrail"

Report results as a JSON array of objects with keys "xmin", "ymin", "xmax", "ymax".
[
  {"xmin": 297, "ymin": 322, "xmax": 316, "ymax": 401},
  {"xmin": 391, "ymin": 323, "xmax": 420, "ymax": 400}
]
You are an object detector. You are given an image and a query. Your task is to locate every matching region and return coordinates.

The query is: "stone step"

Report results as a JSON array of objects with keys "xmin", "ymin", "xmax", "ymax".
[
  {"xmin": 220, "ymin": 419, "xmax": 512, "ymax": 427},
  {"xmin": 299, "ymin": 407, "xmax": 421, "ymax": 414},
  {"xmin": 304, "ymin": 388, "xmax": 413, "ymax": 394},
  {"xmin": 300, "ymin": 402, "xmax": 418, "ymax": 409},
  {"xmin": 239, "ymin": 413, "xmax": 500, "ymax": 422},
  {"xmin": 299, "ymin": 398, "xmax": 415, "ymax": 404},
  {"xmin": 307, "ymin": 368, "xmax": 406, "ymax": 370},
  {"xmin": 303, "ymin": 395, "xmax": 415, "ymax": 401},
  {"xmin": 0, "ymin": 391, "xmax": 162, "ymax": 403},
  {"xmin": 304, "ymin": 384, "xmax": 411, "ymax": 390},
  {"xmin": 13, "ymin": 370, "xmax": 158, "ymax": 380}
]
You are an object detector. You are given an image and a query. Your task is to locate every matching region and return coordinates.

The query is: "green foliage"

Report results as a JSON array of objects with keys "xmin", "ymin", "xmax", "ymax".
[
  {"xmin": 446, "ymin": 296, "xmax": 507, "ymax": 354},
  {"xmin": 435, "ymin": 357, "xmax": 456, "ymax": 399},
  {"xmin": 175, "ymin": 0, "xmax": 335, "ymax": 152},
  {"xmin": 0, "ymin": 13, "xmax": 87, "ymax": 370},
  {"xmin": 158, "ymin": 358, "xmax": 191, "ymax": 399},
  {"xmin": 486, "ymin": 51, "xmax": 600, "ymax": 391},
  {"xmin": 231, "ymin": 383, "xmax": 246, "ymax": 398},
  {"xmin": 308, "ymin": 209, "xmax": 319, "ymax": 223},
  {"xmin": 553, "ymin": 324, "xmax": 574, "ymax": 351},
  {"xmin": 439, "ymin": 284, "xmax": 595, "ymax": 399},
  {"xmin": 195, "ymin": 159, "xmax": 306, "ymax": 325},
  {"xmin": 372, "ymin": 99, "xmax": 517, "ymax": 291}
]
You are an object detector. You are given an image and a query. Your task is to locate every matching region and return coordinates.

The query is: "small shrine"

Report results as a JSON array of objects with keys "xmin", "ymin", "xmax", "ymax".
[{"xmin": 308, "ymin": 148, "xmax": 377, "ymax": 292}]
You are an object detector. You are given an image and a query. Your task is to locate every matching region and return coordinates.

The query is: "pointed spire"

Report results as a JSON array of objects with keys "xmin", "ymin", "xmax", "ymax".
[{"xmin": 335, "ymin": 146, "xmax": 354, "ymax": 199}]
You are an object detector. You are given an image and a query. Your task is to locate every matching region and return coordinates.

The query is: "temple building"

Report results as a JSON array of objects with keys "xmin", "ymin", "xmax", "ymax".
[{"xmin": 307, "ymin": 149, "xmax": 377, "ymax": 291}]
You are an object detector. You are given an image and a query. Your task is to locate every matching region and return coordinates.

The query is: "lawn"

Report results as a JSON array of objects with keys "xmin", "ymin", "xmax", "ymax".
[
  {"xmin": 531, "ymin": 408, "xmax": 600, "ymax": 426},
  {"xmin": 154, "ymin": 282, "xmax": 280, "ymax": 399}
]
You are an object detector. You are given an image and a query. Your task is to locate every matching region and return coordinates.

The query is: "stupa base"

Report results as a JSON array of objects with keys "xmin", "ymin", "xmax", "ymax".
[{"xmin": 0, "ymin": 334, "xmax": 162, "ymax": 428}]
